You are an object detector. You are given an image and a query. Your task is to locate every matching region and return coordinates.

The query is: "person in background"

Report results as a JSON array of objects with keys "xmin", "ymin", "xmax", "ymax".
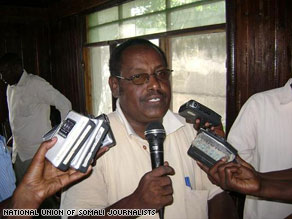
[
  {"xmin": 226, "ymin": 78, "xmax": 292, "ymax": 219},
  {"xmin": 0, "ymin": 53, "xmax": 72, "ymax": 184},
  {"xmin": 0, "ymin": 135, "xmax": 16, "ymax": 202},
  {"xmin": 0, "ymin": 137, "xmax": 109, "ymax": 219},
  {"xmin": 60, "ymin": 38, "xmax": 238, "ymax": 219}
]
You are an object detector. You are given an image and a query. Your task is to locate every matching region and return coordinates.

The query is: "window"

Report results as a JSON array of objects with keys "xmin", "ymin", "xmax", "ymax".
[
  {"xmin": 170, "ymin": 32, "xmax": 226, "ymax": 127},
  {"xmin": 85, "ymin": 0, "xmax": 226, "ymax": 128},
  {"xmin": 87, "ymin": 0, "xmax": 225, "ymax": 43},
  {"xmin": 86, "ymin": 46, "xmax": 112, "ymax": 115}
]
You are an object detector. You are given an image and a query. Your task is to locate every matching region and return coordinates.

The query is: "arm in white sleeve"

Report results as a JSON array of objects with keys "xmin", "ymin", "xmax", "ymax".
[
  {"xmin": 35, "ymin": 78, "xmax": 72, "ymax": 120},
  {"xmin": 227, "ymin": 96, "xmax": 259, "ymax": 163}
]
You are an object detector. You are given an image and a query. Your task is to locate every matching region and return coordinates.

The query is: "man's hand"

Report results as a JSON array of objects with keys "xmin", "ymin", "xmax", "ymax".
[
  {"xmin": 11, "ymin": 137, "xmax": 109, "ymax": 209},
  {"xmin": 222, "ymin": 156, "xmax": 261, "ymax": 195},
  {"xmin": 193, "ymin": 118, "xmax": 225, "ymax": 138},
  {"xmin": 197, "ymin": 156, "xmax": 261, "ymax": 195},
  {"xmin": 131, "ymin": 162, "xmax": 175, "ymax": 210}
]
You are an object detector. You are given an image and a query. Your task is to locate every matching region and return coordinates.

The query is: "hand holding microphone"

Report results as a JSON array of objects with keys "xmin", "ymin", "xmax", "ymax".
[
  {"xmin": 130, "ymin": 121, "xmax": 174, "ymax": 216},
  {"xmin": 144, "ymin": 121, "xmax": 171, "ymax": 219},
  {"xmin": 132, "ymin": 162, "xmax": 174, "ymax": 218}
]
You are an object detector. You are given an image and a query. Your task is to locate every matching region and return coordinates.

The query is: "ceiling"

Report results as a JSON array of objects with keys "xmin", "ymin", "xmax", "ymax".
[{"xmin": 0, "ymin": 0, "xmax": 62, "ymax": 8}]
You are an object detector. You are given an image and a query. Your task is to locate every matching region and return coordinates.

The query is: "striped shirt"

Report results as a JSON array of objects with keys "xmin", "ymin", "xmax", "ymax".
[{"xmin": 0, "ymin": 135, "xmax": 16, "ymax": 201}]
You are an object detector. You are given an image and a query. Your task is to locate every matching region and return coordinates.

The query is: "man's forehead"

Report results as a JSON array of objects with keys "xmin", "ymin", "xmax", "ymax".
[
  {"xmin": 121, "ymin": 52, "xmax": 165, "ymax": 73},
  {"xmin": 123, "ymin": 44, "xmax": 157, "ymax": 54},
  {"xmin": 121, "ymin": 45, "xmax": 164, "ymax": 64}
]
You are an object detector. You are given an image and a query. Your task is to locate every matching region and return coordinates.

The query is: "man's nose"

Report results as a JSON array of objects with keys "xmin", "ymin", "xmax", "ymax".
[{"xmin": 146, "ymin": 73, "xmax": 161, "ymax": 90}]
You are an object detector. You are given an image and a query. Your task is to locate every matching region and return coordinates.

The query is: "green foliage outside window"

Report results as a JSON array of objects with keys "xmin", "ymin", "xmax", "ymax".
[{"xmin": 87, "ymin": 0, "xmax": 225, "ymax": 43}]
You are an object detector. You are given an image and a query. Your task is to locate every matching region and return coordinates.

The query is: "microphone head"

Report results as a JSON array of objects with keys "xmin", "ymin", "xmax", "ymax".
[
  {"xmin": 145, "ymin": 121, "xmax": 165, "ymax": 169},
  {"xmin": 144, "ymin": 121, "xmax": 166, "ymax": 136}
]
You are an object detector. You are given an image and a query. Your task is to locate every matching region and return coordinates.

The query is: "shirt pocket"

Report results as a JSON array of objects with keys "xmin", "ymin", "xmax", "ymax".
[{"xmin": 184, "ymin": 186, "xmax": 209, "ymax": 219}]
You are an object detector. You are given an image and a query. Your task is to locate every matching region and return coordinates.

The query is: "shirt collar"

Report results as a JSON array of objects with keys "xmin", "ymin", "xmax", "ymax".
[
  {"xmin": 115, "ymin": 99, "xmax": 184, "ymax": 137},
  {"xmin": 279, "ymin": 78, "xmax": 292, "ymax": 104},
  {"xmin": 9, "ymin": 69, "xmax": 27, "ymax": 88},
  {"xmin": 116, "ymin": 99, "xmax": 136, "ymax": 136}
]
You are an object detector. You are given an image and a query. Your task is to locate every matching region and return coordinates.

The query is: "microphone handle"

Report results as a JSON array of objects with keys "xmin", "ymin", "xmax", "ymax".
[
  {"xmin": 150, "ymin": 151, "xmax": 163, "ymax": 169},
  {"xmin": 159, "ymin": 208, "xmax": 164, "ymax": 219},
  {"xmin": 150, "ymin": 151, "xmax": 164, "ymax": 219}
]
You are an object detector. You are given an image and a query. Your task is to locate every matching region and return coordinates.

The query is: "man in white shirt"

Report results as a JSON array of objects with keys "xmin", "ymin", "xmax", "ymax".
[
  {"xmin": 0, "ymin": 53, "xmax": 72, "ymax": 184},
  {"xmin": 227, "ymin": 78, "xmax": 292, "ymax": 219}
]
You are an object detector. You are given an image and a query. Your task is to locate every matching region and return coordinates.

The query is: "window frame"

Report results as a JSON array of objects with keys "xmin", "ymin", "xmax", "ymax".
[{"xmin": 84, "ymin": 23, "xmax": 225, "ymax": 113}]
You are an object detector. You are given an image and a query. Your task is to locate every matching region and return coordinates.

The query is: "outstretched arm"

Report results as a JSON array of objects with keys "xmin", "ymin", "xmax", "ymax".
[
  {"xmin": 197, "ymin": 156, "xmax": 292, "ymax": 203},
  {"xmin": 10, "ymin": 138, "xmax": 93, "ymax": 210},
  {"xmin": 1, "ymin": 137, "xmax": 109, "ymax": 219}
]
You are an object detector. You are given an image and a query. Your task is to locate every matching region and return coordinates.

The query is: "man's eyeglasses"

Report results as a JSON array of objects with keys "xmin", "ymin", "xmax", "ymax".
[{"xmin": 114, "ymin": 69, "xmax": 173, "ymax": 85}]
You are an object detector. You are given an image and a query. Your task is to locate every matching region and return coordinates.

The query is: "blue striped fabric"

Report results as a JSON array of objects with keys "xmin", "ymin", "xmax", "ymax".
[{"xmin": 0, "ymin": 135, "xmax": 16, "ymax": 201}]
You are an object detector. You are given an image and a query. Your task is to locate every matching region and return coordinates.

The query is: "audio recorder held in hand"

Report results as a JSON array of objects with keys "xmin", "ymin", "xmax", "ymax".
[
  {"xmin": 70, "ymin": 113, "xmax": 116, "ymax": 172},
  {"xmin": 43, "ymin": 111, "xmax": 116, "ymax": 172},
  {"xmin": 187, "ymin": 128, "xmax": 237, "ymax": 168},
  {"xmin": 179, "ymin": 99, "xmax": 222, "ymax": 128},
  {"xmin": 178, "ymin": 100, "xmax": 237, "ymax": 168}
]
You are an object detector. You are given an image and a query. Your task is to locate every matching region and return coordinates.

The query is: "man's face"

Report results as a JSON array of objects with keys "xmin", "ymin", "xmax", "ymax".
[
  {"xmin": 0, "ymin": 63, "xmax": 21, "ymax": 85},
  {"xmin": 114, "ymin": 45, "xmax": 171, "ymax": 126},
  {"xmin": 0, "ymin": 64, "xmax": 9, "ymax": 84}
]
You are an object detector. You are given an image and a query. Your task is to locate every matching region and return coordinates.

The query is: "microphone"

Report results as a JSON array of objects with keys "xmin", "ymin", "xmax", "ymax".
[{"xmin": 144, "ymin": 121, "xmax": 166, "ymax": 219}]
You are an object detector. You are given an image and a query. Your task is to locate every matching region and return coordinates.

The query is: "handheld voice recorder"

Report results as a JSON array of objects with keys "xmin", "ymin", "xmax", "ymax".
[
  {"xmin": 179, "ymin": 99, "xmax": 222, "ymax": 127},
  {"xmin": 188, "ymin": 128, "xmax": 237, "ymax": 168},
  {"xmin": 44, "ymin": 111, "xmax": 116, "ymax": 172},
  {"xmin": 45, "ymin": 111, "xmax": 96, "ymax": 171},
  {"xmin": 70, "ymin": 114, "xmax": 116, "ymax": 172}
]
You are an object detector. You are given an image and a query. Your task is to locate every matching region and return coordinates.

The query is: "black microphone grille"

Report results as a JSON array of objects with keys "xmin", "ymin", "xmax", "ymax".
[{"xmin": 144, "ymin": 121, "xmax": 165, "ymax": 136}]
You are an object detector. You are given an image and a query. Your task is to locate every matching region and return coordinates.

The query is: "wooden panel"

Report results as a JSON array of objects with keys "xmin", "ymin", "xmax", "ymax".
[
  {"xmin": 226, "ymin": 1, "xmax": 292, "ymax": 218},
  {"xmin": 227, "ymin": 0, "xmax": 292, "ymax": 118},
  {"xmin": 225, "ymin": 0, "xmax": 237, "ymax": 134},
  {"xmin": 49, "ymin": 0, "xmax": 131, "ymax": 19},
  {"xmin": 50, "ymin": 15, "xmax": 86, "ymax": 113},
  {"xmin": 0, "ymin": 6, "xmax": 48, "ymax": 23},
  {"xmin": 275, "ymin": 0, "xmax": 292, "ymax": 86},
  {"xmin": 0, "ymin": 84, "xmax": 8, "ymax": 123},
  {"xmin": 83, "ymin": 47, "xmax": 93, "ymax": 114}
]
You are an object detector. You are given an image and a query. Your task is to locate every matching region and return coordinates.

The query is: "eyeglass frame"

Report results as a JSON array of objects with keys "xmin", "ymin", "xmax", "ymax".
[{"xmin": 113, "ymin": 69, "xmax": 173, "ymax": 85}]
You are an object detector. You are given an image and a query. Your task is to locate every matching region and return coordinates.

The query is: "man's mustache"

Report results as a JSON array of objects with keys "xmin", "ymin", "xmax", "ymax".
[{"xmin": 140, "ymin": 90, "xmax": 167, "ymax": 101}]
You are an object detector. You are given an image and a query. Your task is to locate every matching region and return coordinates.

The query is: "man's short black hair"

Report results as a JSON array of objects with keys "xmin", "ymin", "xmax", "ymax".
[
  {"xmin": 109, "ymin": 38, "xmax": 168, "ymax": 77},
  {"xmin": 0, "ymin": 53, "xmax": 22, "ymax": 67}
]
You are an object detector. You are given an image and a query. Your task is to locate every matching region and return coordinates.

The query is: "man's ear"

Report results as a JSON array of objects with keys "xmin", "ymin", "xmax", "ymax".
[{"xmin": 109, "ymin": 76, "xmax": 120, "ymax": 98}]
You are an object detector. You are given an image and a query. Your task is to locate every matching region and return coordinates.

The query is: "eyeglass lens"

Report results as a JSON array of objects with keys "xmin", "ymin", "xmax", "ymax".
[{"xmin": 132, "ymin": 70, "xmax": 171, "ymax": 85}]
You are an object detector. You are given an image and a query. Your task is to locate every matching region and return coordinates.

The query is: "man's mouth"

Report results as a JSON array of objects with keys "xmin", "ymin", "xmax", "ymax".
[
  {"xmin": 149, "ymin": 97, "xmax": 161, "ymax": 102},
  {"xmin": 142, "ymin": 91, "xmax": 167, "ymax": 105}
]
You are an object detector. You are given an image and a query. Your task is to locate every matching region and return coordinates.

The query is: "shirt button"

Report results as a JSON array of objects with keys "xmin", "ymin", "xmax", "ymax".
[{"xmin": 143, "ymin": 145, "xmax": 147, "ymax": 150}]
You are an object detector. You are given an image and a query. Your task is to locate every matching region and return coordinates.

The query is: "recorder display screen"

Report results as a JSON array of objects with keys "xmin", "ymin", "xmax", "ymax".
[
  {"xmin": 193, "ymin": 135, "xmax": 229, "ymax": 161},
  {"xmin": 58, "ymin": 118, "xmax": 76, "ymax": 138}
]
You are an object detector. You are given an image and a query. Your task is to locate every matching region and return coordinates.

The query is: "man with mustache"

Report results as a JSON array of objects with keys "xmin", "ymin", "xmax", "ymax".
[{"xmin": 61, "ymin": 38, "xmax": 237, "ymax": 219}]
